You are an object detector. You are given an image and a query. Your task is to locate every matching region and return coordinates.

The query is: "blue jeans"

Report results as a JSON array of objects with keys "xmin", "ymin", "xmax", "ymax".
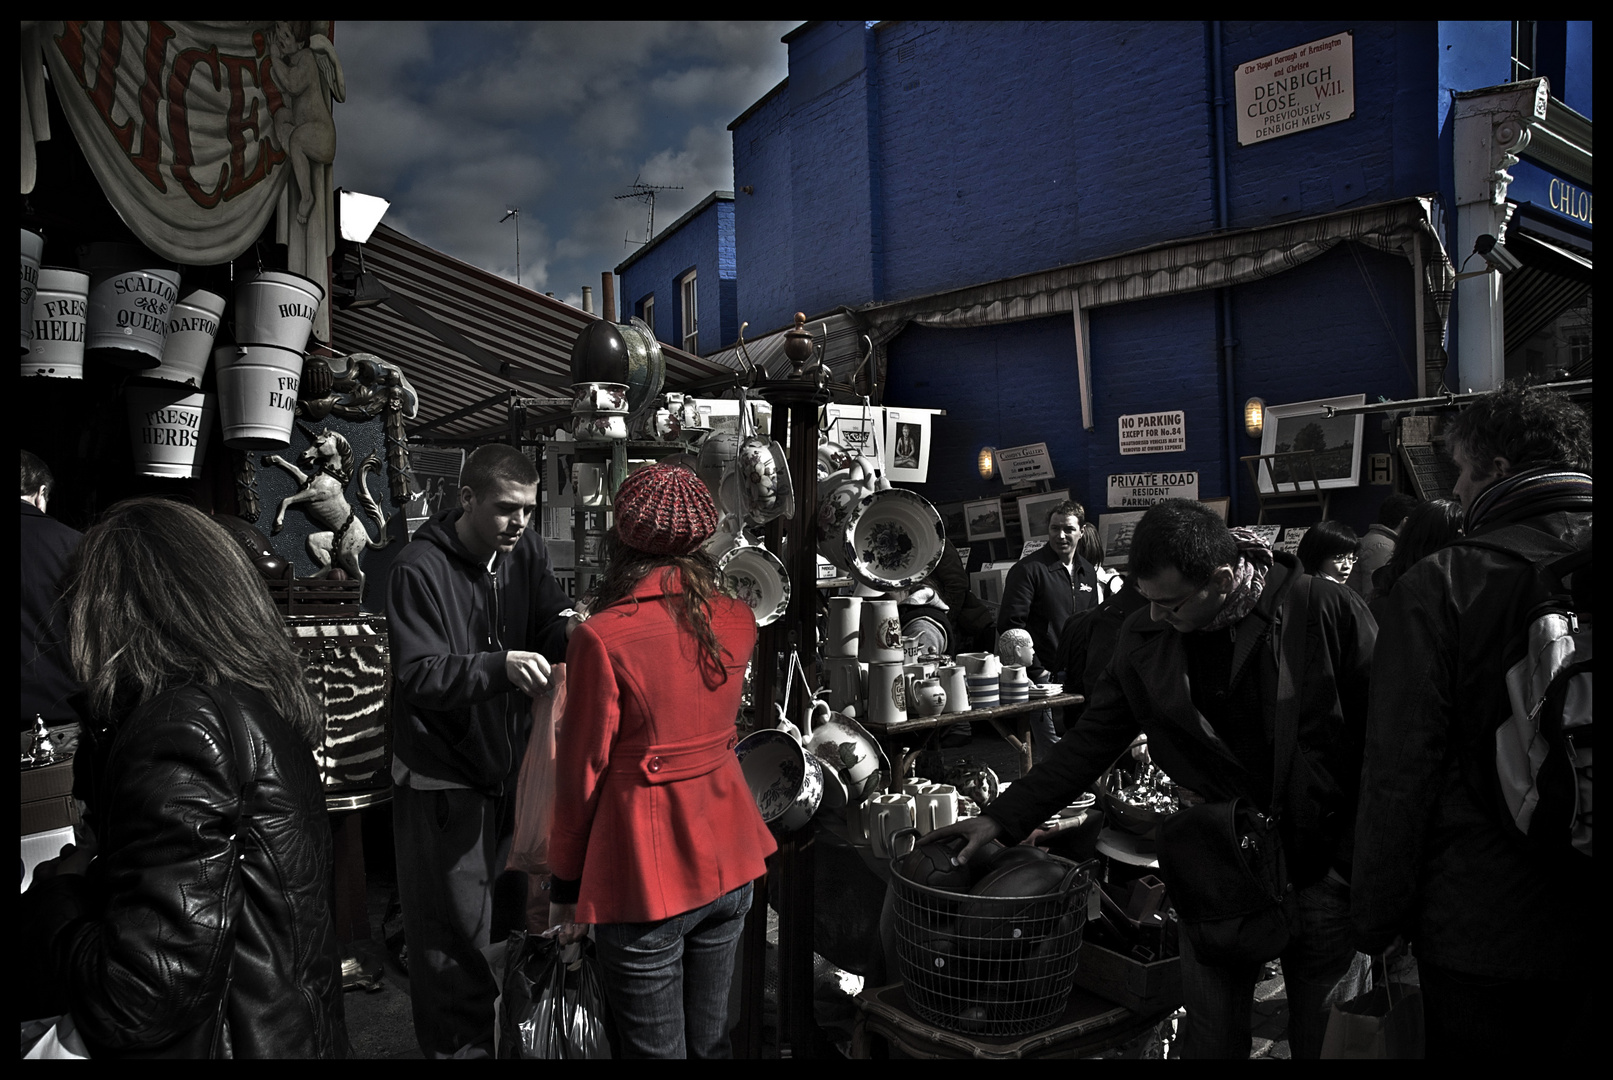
[
  {"xmin": 593, "ymin": 882, "xmax": 754, "ymax": 1059},
  {"xmin": 1177, "ymin": 872, "xmax": 1372, "ymax": 1059}
]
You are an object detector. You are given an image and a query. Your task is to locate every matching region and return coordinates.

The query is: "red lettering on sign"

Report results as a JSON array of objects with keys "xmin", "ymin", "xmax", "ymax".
[
  {"xmin": 129, "ymin": 20, "xmax": 177, "ymax": 192},
  {"xmin": 219, "ymin": 36, "xmax": 284, "ymax": 201},
  {"xmin": 168, "ymin": 44, "xmax": 224, "ymax": 207},
  {"xmin": 57, "ymin": 21, "xmax": 134, "ymax": 153}
]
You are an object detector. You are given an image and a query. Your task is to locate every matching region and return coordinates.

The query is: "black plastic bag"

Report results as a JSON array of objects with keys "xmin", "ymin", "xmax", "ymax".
[{"xmin": 497, "ymin": 931, "xmax": 615, "ymax": 1059}]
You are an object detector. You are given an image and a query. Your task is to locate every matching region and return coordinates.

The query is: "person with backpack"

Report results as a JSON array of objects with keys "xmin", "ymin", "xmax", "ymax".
[{"xmin": 1352, "ymin": 381, "xmax": 1592, "ymax": 1059}]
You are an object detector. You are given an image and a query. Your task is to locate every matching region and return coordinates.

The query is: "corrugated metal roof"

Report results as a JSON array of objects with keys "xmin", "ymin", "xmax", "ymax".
[{"xmin": 329, "ymin": 223, "xmax": 733, "ymax": 443}]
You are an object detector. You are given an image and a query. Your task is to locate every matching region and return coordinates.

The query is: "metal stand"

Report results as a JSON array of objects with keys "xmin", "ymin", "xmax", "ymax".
[{"xmin": 1240, "ymin": 451, "xmax": 1330, "ymax": 524}]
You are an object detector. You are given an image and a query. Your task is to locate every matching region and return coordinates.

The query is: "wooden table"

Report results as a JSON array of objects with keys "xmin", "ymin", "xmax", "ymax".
[{"xmin": 860, "ymin": 693, "xmax": 1084, "ymax": 778}]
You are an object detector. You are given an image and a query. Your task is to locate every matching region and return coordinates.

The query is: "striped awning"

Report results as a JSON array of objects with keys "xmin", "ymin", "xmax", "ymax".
[
  {"xmin": 702, "ymin": 310, "xmax": 876, "ymax": 392},
  {"xmin": 1501, "ymin": 228, "xmax": 1592, "ymax": 359},
  {"xmin": 329, "ymin": 223, "xmax": 734, "ymax": 443}
]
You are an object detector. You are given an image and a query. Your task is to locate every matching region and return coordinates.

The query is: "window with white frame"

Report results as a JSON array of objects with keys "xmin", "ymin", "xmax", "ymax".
[
  {"xmin": 640, "ymin": 295, "xmax": 654, "ymax": 336},
  {"xmin": 680, "ymin": 271, "xmax": 698, "ymax": 354}
]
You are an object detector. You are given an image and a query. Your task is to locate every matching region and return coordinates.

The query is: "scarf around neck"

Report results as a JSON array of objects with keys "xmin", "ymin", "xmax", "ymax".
[
  {"xmin": 1465, "ymin": 467, "xmax": 1593, "ymax": 534},
  {"xmin": 1200, "ymin": 527, "xmax": 1275, "ymax": 633}
]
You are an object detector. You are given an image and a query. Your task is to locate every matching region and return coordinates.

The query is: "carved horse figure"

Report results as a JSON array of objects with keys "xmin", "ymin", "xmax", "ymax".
[{"xmin": 263, "ymin": 424, "xmax": 388, "ymax": 598}]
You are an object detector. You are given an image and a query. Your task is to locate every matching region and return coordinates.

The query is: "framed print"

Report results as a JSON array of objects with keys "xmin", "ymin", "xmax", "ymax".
[
  {"xmin": 938, "ymin": 501, "xmax": 968, "ymax": 542},
  {"xmin": 1097, "ymin": 510, "xmax": 1148, "ymax": 572},
  {"xmin": 884, "ymin": 408, "xmax": 933, "ymax": 484},
  {"xmin": 1200, "ymin": 496, "xmax": 1230, "ymax": 522},
  {"xmin": 1016, "ymin": 488, "xmax": 1073, "ymax": 543},
  {"xmin": 1257, "ymin": 394, "xmax": 1366, "ymax": 494},
  {"xmin": 970, "ymin": 567, "xmax": 1009, "ymax": 606},
  {"xmin": 964, "ymin": 497, "xmax": 1006, "ymax": 541},
  {"xmin": 823, "ymin": 403, "xmax": 884, "ymax": 471}
]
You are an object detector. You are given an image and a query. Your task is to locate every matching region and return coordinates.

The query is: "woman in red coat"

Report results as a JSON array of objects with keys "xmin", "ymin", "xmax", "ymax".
[{"xmin": 548, "ymin": 463, "xmax": 775, "ymax": 1058}]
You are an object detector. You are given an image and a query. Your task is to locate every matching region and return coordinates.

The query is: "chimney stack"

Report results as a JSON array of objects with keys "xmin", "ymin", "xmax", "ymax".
[
  {"xmin": 601, "ymin": 272, "xmax": 617, "ymax": 324},
  {"xmin": 581, "ymin": 286, "xmax": 593, "ymax": 314}
]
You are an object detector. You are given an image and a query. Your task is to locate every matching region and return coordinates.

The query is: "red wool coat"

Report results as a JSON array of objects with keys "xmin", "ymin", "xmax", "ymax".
[{"xmin": 549, "ymin": 570, "xmax": 775, "ymax": 924}]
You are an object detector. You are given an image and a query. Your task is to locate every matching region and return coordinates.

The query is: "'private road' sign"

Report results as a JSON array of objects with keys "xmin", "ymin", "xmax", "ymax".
[
  {"xmin": 1118, "ymin": 411, "xmax": 1186, "ymax": 456},
  {"xmin": 1108, "ymin": 471, "xmax": 1200, "ymax": 508}
]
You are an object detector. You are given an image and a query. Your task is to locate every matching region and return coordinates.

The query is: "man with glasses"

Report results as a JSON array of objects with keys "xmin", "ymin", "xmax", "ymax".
[{"xmin": 926, "ymin": 499, "xmax": 1376, "ymax": 1058}]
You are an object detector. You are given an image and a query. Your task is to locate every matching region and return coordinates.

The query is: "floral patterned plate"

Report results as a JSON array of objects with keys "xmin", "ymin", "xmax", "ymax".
[
  {"xmin": 719, "ymin": 544, "xmax": 792, "ymax": 627},
  {"xmin": 841, "ymin": 487, "xmax": 946, "ymax": 592}
]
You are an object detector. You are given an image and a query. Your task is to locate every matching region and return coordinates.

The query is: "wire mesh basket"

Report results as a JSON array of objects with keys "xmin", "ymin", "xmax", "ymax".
[{"xmin": 889, "ymin": 830, "xmax": 1097, "ymax": 1037}]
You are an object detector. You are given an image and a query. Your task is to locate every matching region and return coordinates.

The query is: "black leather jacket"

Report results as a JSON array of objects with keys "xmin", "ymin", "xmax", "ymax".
[{"xmin": 24, "ymin": 684, "xmax": 348, "ymax": 1058}]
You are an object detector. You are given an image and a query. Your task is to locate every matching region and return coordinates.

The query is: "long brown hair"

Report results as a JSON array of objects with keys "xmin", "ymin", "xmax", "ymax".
[
  {"xmin": 67, "ymin": 497, "xmax": 322, "ymax": 745},
  {"xmin": 589, "ymin": 532, "xmax": 738, "ymax": 682}
]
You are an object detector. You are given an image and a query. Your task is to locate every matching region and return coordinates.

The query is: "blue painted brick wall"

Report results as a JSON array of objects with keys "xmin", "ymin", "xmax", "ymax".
[
  {"xmin": 733, "ymin": 84, "xmax": 794, "ymax": 335},
  {"xmin": 615, "ymin": 195, "xmax": 735, "ymax": 355}
]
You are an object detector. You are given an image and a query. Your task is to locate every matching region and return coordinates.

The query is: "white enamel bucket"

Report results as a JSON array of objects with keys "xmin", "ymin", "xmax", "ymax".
[
  {"xmin": 86, "ymin": 267, "xmax": 181, "ymax": 366},
  {"xmin": 234, "ymin": 270, "xmax": 324, "ymax": 352},
  {"xmin": 214, "ymin": 343, "xmax": 304, "ymax": 449},
  {"xmin": 21, "ymin": 229, "xmax": 44, "ymax": 353},
  {"xmin": 24, "ymin": 268, "xmax": 89, "ymax": 379},
  {"xmin": 148, "ymin": 290, "xmax": 227, "ymax": 387},
  {"xmin": 126, "ymin": 384, "xmax": 215, "ymax": 479}
]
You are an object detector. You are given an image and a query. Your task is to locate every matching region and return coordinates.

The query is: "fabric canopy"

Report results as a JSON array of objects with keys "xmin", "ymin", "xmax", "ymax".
[{"xmin": 330, "ymin": 223, "xmax": 733, "ymax": 443}]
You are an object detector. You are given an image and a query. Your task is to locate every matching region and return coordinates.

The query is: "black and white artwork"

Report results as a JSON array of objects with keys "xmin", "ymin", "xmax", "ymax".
[
  {"xmin": 1258, "ymin": 394, "xmax": 1366, "ymax": 493},
  {"xmin": 964, "ymin": 497, "xmax": 1006, "ymax": 541}
]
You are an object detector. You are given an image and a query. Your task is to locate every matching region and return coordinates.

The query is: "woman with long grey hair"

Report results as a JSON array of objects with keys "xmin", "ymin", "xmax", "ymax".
[{"xmin": 22, "ymin": 497, "xmax": 347, "ymax": 1058}]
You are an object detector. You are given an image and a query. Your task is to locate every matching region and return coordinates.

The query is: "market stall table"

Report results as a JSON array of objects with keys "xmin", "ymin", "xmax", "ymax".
[{"xmin": 859, "ymin": 693, "xmax": 1084, "ymax": 779}]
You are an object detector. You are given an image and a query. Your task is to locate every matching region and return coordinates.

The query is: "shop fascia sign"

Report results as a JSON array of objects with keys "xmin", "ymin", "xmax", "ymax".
[
  {"xmin": 995, "ymin": 443, "xmax": 1055, "ymax": 485},
  {"xmin": 1235, "ymin": 31, "xmax": 1355, "ymax": 147},
  {"xmin": 1117, "ymin": 410, "xmax": 1185, "ymax": 456},
  {"xmin": 1107, "ymin": 470, "xmax": 1200, "ymax": 508}
]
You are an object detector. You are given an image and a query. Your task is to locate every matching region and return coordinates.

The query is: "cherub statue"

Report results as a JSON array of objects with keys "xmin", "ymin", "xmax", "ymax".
[{"xmin": 269, "ymin": 22, "xmax": 344, "ymax": 226}]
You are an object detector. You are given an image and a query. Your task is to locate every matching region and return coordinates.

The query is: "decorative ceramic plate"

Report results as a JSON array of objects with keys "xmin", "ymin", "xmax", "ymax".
[
  {"xmin": 1029, "ymin": 683, "xmax": 1064, "ymax": 697},
  {"xmin": 735, "ymin": 729, "xmax": 823, "ymax": 827},
  {"xmin": 719, "ymin": 544, "xmax": 792, "ymax": 627},
  {"xmin": 739, "ymin": 438, "xmax": 795, "ymax": 526},
  {"xmin": 841, "ymin": 488, "xmax": 946, "ymax": 592}
]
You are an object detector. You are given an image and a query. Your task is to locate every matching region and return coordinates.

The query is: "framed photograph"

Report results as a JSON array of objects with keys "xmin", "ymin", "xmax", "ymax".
[
  {"xmin": 1258, "ymin": 394, "xmax": 1367, "ymax": 494},
  {"xmin": 970, "ymin": 567, "xmax": 1009, "ymax": 606},
  {"xmin": 938, "ymin": 501, "xmax": 968, "ymax": 542},
  {"xmin": 1097, "ymin": 510, "xmax": 1148, "ymax": 572},
  {"xmin": 1016, "ymin": 488, "xmax": 1073, "ymax": 543},
  {"xmin": 884, "ymin": 408, "xmax": 933, "ymax": 483},
  {"xmin": 1200, "ymin": 496, "xmax": 1230, "ymax": 522},
  {"xmin": 964, "ymin": 497, "xmax": 1006, "ymax": 541}
]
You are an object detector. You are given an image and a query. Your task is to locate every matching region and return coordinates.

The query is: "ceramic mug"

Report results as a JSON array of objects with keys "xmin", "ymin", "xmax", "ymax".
[
  {"xmin": 866, "ymin": 662, "xmax": 909, "ymax": 726},
  {"xmin": 823, "ymin": 656, "xmax": 867, "ymax": 714},
  {"xmin": 824, "ymin": 595, "xmax": 862, "ymax": 657},
  {"xmin": 1000, "ymin": 664, "xmax": 1031, "ymax": 704},
  {"xmin": 573, "ymin": 461, "xmax": 608, "ymax": 507},
  {"xmin": 858, "ymin": 598, "xmax": 903, "ymax": 664},
  {"xmin": 867, "ymin": 793, "xmax": 917, "ymax": 859},
  {"xmin": 937, "ymin": 664, "xmax": 971, "ymax": 713},
  {"xmin": 914, "ymin": 784, "xmax": 959, "ymax": 834}
]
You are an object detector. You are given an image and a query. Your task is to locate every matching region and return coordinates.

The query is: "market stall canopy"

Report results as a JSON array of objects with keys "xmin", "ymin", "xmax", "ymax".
[
  {"xmin": 330, "ymin": 222, "xmax": 735, "ymax": 443},
  {"xmin": 703, "ymin": 310, "xmax": 875, "ymax": 394}
]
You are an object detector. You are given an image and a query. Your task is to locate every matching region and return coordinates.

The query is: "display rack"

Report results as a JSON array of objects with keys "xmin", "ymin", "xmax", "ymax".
[{"xmin": 1240, "ymin": 450, "xmax": 1330, "ymax": 524}]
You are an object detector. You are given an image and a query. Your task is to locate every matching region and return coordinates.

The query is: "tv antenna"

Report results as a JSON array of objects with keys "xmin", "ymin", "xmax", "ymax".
[
  {"xmin": 499, "ymin": 206, "xmax": 520, "ymax": 286},
  {"xmin": 615, "ymin": 175, "xmax": 682, "ymax": 248}
]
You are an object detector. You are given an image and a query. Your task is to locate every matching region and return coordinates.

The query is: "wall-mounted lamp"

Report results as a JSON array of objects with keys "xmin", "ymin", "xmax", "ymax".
[
  {"xmin": 978, "ymin": 446, "xmax": 996, "ymax": 480},
  {"xmin": 1243, "ymin": 397, "xmax": 1266, "ymax": 439}
]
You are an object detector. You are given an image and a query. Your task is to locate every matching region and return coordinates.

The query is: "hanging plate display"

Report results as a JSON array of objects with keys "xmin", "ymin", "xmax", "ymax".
[
  {"xmin": 719, "ymin": 543, "xmax": 792, "ymax": 627},
  {"xmin": 841, "ymin": 488, "xmax": 946, "ymax": 592}
]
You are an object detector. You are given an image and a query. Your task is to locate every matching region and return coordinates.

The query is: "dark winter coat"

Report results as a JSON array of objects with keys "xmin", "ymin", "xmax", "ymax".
[
  {"xmin": 21, "ymin": 500, "xmax": 83, "ymax": 725},
  {"xmin": 996, "ymin": 545, "xmax": 1100, "ymax": 677},
  {"xmin": 385, "ymin": 508, "xmax": 572, "ymax": 793},
  {"xmin": 988, "ymin": 556, "xmax": 1376, "ymax": 888},
  {"xmin": 24, "ymin": 684, "xmax": 348, "ymax": 1058},
  {"xmin": 1352, "ymin": 505, "xmax": 1593, "ymax": 979}
]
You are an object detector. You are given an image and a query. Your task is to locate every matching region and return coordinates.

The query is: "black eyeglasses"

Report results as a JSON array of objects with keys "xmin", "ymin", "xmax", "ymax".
[{"xmin": 1148, "ymin": 582, "xmax": 1207, "ymax": 616}]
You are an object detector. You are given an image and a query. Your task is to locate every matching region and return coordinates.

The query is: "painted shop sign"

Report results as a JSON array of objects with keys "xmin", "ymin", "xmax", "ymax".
[
  {"xmin": 1107, "ymin": 470, "xmax": 1200, "ymax": 508},
  {"xmin": 1236, "ymin": 31, "xmax": 1355, "ymax": 146},
  {"xmin": 1117, "ymin": 411, "xmax": 1186, "ymax": 456},
  {"xmin": 995, "ymin": 443, "xmax": 1056, "ymax": 484}
]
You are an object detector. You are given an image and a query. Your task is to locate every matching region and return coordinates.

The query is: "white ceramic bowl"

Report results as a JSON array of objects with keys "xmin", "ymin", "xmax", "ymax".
[
  {"xmin": 840, "ymin": 488, "xmax": 946, "ymax": 592},
  {"xmin": 736, "ymin": 728, "xmax": 823, "ymax": 833},
  {"xmin": 719, "ymin": 544, "xmax": 792, "ymax": 627}
]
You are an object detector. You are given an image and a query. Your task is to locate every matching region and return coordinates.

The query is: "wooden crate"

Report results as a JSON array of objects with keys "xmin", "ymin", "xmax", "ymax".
[{"xmin": 266, "ymin": 577, "xmax": 362, "ymax": 617}]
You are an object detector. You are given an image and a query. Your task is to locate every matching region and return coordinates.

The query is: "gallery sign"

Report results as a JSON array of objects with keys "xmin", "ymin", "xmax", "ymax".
[
  {"xmin": 1107, "ymin": 470, "xmax": 1200, "ymax": 508},
  {"xmin": 995, "ymin": 442, "xmax": 1055, "ymax": 484},
  {"xmin": 1236, "ymin": 31, "xmax": 1355, "ymax": 147},
  {"xmin": 1117, "ymin": 411, "xmax": 1185, "ymax": 456}
]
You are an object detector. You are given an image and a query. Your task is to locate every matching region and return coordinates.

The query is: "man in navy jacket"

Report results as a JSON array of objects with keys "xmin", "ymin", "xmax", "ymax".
[
  {"xmin": 21, "ymin": 450, "xmax": 82, "ymax": 730},
  {"xmin": 386, "ymin": 442, "xmax": 574, "ymax": 1058}
]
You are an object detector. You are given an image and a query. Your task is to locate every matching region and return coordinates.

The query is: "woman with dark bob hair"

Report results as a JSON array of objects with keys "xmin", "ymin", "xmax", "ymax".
[
  {"xmin": 22, "ymin": 498, "xmax": 348, "ymax": 1058},
  {"xmin": 1296, "ymin": 519, "xmax": 1362, "ymax": 583},
  {"xmin": 547, "ymin": 464, "xmax": 774, "ymax": 1058}
]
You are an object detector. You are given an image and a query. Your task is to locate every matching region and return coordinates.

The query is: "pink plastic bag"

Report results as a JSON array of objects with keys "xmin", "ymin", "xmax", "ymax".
[{"xmin": 508, "ymin": 663, "xmax": 566, "ymax": 875}]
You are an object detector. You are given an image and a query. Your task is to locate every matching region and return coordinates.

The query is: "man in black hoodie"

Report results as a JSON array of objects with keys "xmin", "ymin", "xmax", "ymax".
[
  {"xmin": 386, "ymin": 443, "xmax": 574, "ymax": 1058},
  {"xmin": 21, "ymin": 450, "xmax": 82, "ymax": 731}
]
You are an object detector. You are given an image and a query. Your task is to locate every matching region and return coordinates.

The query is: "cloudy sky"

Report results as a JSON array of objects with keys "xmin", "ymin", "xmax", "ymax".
[{"xmin": 330, "ymin": 21, "xmax": 797, "ymax": 309}]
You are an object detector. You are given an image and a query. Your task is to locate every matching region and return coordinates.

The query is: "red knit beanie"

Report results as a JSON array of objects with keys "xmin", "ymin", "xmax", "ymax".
[{"xmin": 614, "ymin": 463, "xmax": 718, "ymax": 555}]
